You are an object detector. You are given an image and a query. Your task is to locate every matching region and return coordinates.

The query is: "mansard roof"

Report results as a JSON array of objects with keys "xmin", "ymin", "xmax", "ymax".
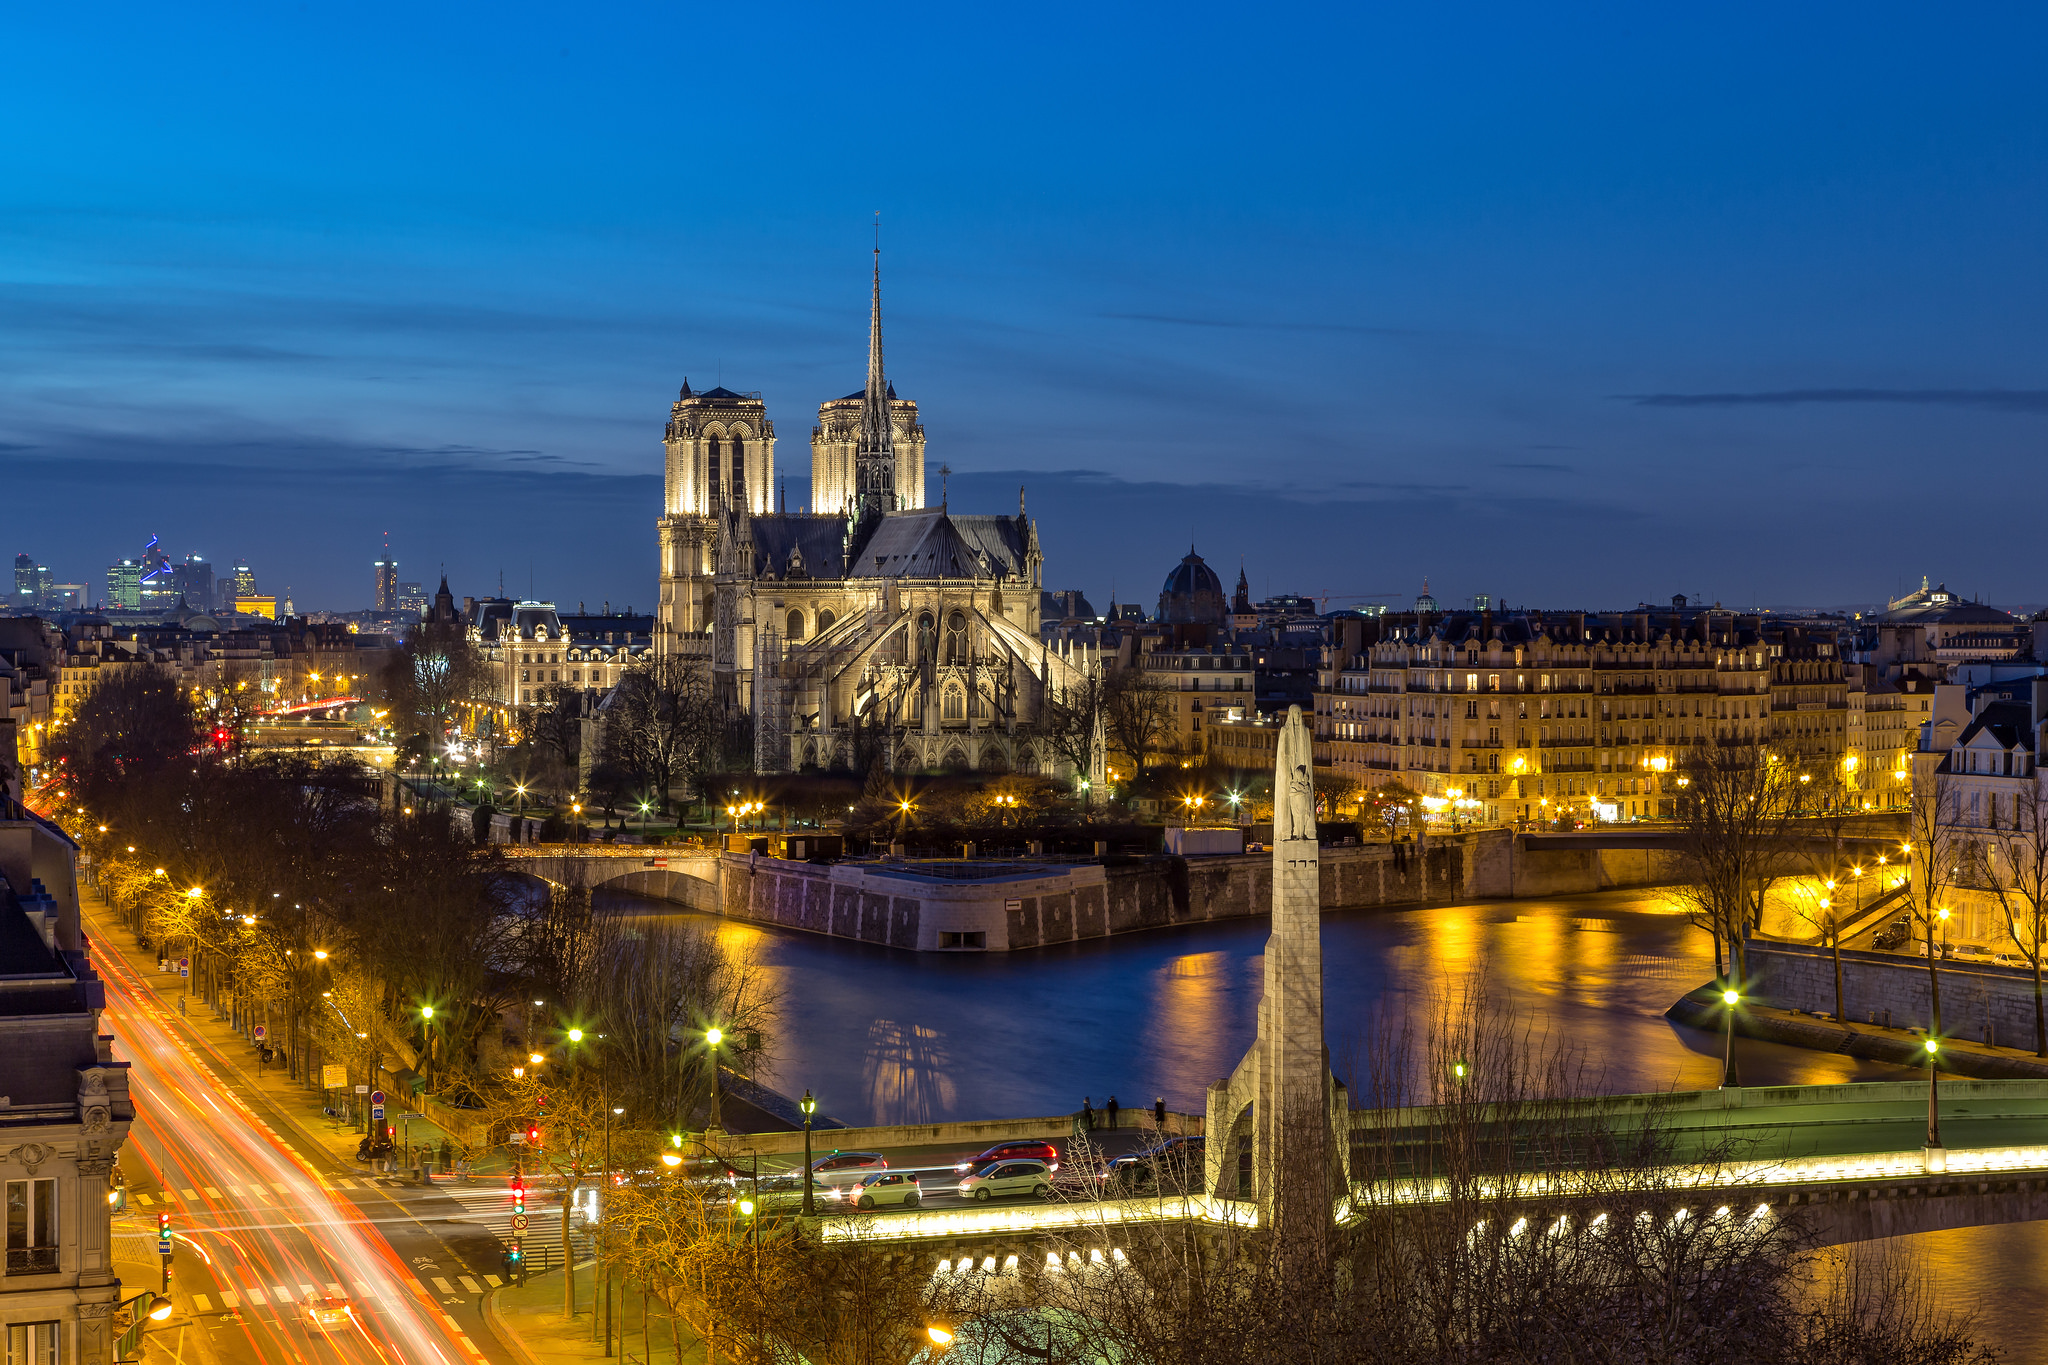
[{"xmin": 1955, "ymin": 700, "xmax": 2034, "ymax": 753}]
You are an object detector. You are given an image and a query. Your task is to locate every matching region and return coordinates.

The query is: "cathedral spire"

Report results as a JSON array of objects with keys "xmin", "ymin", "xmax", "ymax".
[{"xmin": 854, "ymin": 220, "xmax": 897, "ymax": 520}]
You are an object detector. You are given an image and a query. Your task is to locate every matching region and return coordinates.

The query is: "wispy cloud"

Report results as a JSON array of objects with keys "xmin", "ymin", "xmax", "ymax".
[
  {"xmin": 1620, "ymin": 388, "xmax": 2048, "ymax": 414},
  {"xmin": 1100, "ymin": 312, "xmax": 1418, "ymax": 337},
  {"xmin": 1499, "ymin": 461, "xmax": 1574, "ymax": 472}
]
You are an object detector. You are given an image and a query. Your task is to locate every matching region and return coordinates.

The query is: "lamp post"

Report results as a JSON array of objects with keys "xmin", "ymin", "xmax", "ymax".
[
  {"xmin": 800, "ymin": 1090, "xmax": 817, "ymax": 1215},
  {"xmin": 1720, "ymin": 987, "xmax": 1741, "ymax": 1089},
  {"xmin": 603, "ymin": 1099, "xmax": 621, "ymax": 1357},
  {"xmin": 1924, "ymin": 1036, "xmax": 1945, "ymax": 1172},
  {"xmin": 419, "ymin": 1005, "xmax": 436, "ymax": 1097},
  {"xmin": 705, "ymin": 1027, "xmax": 725, "ymax": 1132}
]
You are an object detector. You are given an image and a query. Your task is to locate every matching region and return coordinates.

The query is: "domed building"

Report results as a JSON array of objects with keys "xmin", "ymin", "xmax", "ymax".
[{"xmin": 1158, "ymin": 546, "xmax": 1229, "ymax": 627}]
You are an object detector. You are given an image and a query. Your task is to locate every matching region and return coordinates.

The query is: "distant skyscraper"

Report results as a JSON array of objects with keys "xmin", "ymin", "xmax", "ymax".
[
  {"xmin": 13, "ymin": 553, "xmax": 34, "ymax": 606},
  {"xmin": 396, "ymin": 580, "xmax": 426, "ymax": 617},
  {"xmin": 374, "ymin": 557, "xmax": 398, "ymax": 612},
  {"xmin": 220, "ymin": 561, "xmax": 256, "ymax": 611},
  {"xmin": 173, "ymin": 555, "xmax": 213, "ymax": 609},
  {"xmin": 106, "ymin": 559, "xmax": 142, "ymax": 610}
]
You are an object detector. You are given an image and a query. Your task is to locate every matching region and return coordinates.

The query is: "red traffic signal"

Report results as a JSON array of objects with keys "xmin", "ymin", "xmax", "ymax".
[
  {"xmin": 157, "ymin": 1212, "xmax": 170, "ymax": 1234},
  {"xmin": 526, "ymin": 1126, "xmax": 541, "ymax": 1147}
]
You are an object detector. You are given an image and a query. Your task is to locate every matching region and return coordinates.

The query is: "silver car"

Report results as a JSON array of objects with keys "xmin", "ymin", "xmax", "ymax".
[
  {"xmin": 844, "ymin": 1171, "xmax": 923, "ymax": 1210},
  {"xmin": 809, "ymin": 1151, "xmax": 887, "ymax": 1190},
  {"xmin": 957, "ymin": 1158, "xmax": 1052, "ymax": 1202}
]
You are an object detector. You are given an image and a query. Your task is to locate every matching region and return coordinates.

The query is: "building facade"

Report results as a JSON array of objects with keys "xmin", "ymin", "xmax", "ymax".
[{"xmin": 0, "ymin": 810, "xmax": 134, "ymax": 1364}]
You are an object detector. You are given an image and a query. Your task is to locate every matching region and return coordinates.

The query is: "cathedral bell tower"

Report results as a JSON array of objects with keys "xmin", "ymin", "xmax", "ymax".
[{"xmin": 657, "ymin": 381, "xmax": 774, "ymax": 653}]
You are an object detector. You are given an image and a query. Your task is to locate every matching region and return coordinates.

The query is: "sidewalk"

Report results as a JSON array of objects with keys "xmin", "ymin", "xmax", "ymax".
[{"xmin": 487, "ymin": 1263, "xmax": 700, "ymax": 1365}]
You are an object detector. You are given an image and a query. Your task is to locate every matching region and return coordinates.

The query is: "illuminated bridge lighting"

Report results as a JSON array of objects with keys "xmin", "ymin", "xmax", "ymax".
[{"xmin": 259, "ymin": 695, "xmax": 363, "ymax": 718}]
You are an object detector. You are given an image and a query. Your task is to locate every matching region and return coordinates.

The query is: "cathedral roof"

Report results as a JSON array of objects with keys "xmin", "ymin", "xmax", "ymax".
[
  {"xmin": 750, "ymin": 515, "xmax": 853, "ymax": 579},
  {"xmin": 1160, "ymin": 548, "xmax": 1224, "ymax": 599},
  {"xmin": 849, "ymin": 508, "xmax": 1029, "ymax": 580}
]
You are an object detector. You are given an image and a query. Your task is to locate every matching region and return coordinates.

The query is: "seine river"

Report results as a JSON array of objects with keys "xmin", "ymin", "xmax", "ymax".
[{"xmin": 599, "ymin": 886, "xmax": 2042, "ymax": 1355}]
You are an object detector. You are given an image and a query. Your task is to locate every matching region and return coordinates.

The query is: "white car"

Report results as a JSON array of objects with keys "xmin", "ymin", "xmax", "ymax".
[
  {"xmin": 809, "ymin": 1151, "xmax": 887, "ymax": 1190},
  {"xmin": 842, "ymin": 1171, "xmax": 922, "ymax": 1210},
  {"xmin": 957, "ymin": 1159, "xmax": 1052, "ymax": 1202}
]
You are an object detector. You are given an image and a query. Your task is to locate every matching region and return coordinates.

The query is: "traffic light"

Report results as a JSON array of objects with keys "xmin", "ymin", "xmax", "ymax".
[
  {"xmin": 526, "ymin": 1125, "xmax": 541, "ymax": 1148},
  {"xmin": 511, "ymin": 1180, "xmax": 525, "ymax": 1216},
  {"xmin": 156, "ymin": 1212, "xmax": 171, "ymax": 1249}
]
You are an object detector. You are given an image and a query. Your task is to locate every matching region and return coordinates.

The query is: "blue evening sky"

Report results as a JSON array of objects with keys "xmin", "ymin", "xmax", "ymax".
[{"xmin": 2, "ymin": 4, "xmax": 2042, "ymax": 613}]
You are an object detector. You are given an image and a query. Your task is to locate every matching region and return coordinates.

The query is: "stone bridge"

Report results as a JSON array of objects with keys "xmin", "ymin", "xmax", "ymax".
[
  {"xmin": 498, "ymin": 846, "xmax": 722, "ymax": 912},
  {"xmin": 1518, "ymin": 811, "xmax": 1908, "ymax": 859}
]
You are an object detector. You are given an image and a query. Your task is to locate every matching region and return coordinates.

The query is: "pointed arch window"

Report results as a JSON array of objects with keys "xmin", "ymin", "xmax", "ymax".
[
  {"xmin": 731, "ymin": 435, "xmax": 746, "ymax": 503},
  {"xmin": 707, "ymin": 437, "xmax": 722, "ymax": 504}
]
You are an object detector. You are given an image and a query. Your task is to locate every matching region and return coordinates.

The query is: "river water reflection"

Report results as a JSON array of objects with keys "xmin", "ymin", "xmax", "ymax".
[{"xmin": 599, "ymin": 886, "xmax": 2038, "ymax": 1354}]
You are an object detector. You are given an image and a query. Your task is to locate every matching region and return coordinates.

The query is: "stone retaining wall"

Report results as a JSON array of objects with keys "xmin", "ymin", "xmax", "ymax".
[
  {"xmin": 1747, "ymin": 940, "xmax": 2048, "ymax": 1047},
  {"xmin": 703, "ymin": 829, "xmax": 1683, "ymax": 953}
]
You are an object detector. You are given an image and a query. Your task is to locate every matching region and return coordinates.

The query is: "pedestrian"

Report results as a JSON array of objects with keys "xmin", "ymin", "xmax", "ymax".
[
  {"xmin": 1082, "ymin": 1096, "xmax": 1095, "ymax": 1131},
  {"xmin": 1154, "ymin": 1096, "xmax": 1167, "ymax": 1130},
  {"xmin": 1106, "ymin": 1095, "xmax": 1120, "ymax": 1130}
]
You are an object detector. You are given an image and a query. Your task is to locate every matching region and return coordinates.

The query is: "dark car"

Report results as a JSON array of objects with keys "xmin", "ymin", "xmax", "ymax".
[
  {"xmin": 954, "ymin": 1139, "xmax": 1060, "ymax": 1174},
  {"xmin": 1873, "ymin": 915, "xmax": 1913, "ymax": 951},
  {"xmin": 1100, "ymin": 1135, "xmax": 1206, "ymax": 1192}
]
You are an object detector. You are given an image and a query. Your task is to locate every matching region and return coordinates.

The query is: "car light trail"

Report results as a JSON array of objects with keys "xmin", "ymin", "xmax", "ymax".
[{"xmin": 94, "ymin": 921, "xmax": 493, "ymax": 1364}]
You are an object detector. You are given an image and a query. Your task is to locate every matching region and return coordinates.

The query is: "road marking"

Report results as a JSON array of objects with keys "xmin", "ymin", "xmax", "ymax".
[
  {"xmin": 182, "ymin": 1189, "xmax": 199, "ymax": 1199},
  {"xmin": 227, "ymin": 1185, "xmax": 242, "ymax": 1196},
  {"xmin": 192, "ymin": 1294, "xmax": 212, "ymax": 1311},
  {"xmin": 458, "ymin": 1335, "xmax": 480, "ymax": 1355},
  {"xmin": 457, "ymin": 1276, "xmax": 480, "ymax": 1292},
  {"xmin": 220, "ymin": 1292, "xmax": 239, "ymax": 1309},
  {"xmin": 326, "ymin": 1281, "xmax": 345, "ymax": 1295},
  {"xmin": 336, "ymin": 1179, "xmax": 357, "ymax": 1189},
  {"xmin": 296, "ymin": 1282, "xmax": 315, "ymax": 1297},
  {"xmin": 203, "ymin": 1187, "xmax": 221, "ymax": 1198},
  {"xmin": 271, "ymin": 1182, "xmax": 290, "ymax": 1194},
  {"xmin": 135, "ymin": 1193, "xmax": 153, "ymax": 1205},
  {"xmin": 244, "ymin": 1287, "xmax": 267, "ymax": 1305},
  {"xmin": 484, "ymin": 1274, "xmax": 502, "ymax": 1288},
  {"xmin": 431, "ymin": 1277, "xmax": 455, "ymax": 1294},
  {"xmin": 273, "ymin": 1284, "xmax": 292, "ymax": 1300}
]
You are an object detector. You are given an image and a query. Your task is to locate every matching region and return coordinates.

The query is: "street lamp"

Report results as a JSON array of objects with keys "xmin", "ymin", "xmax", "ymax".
[
  {"xmin": 705, "ymin": 1027, "xmax": 725, "ymax": 1131},
  {"xmin": 1924, "ymin": 1036, "xmax": 1945, "ymax": 1172},
  {"xmin": 800, "ymin": 1089, "xmax": 817, "ymax": 1215},
  {"xmin": 1720, "ymin": 988, "xmax": 1741, "ymax": 1089},
  {"xmin": 420, "ymin": 1005, "xmax": 437, "ymax": 1095}
]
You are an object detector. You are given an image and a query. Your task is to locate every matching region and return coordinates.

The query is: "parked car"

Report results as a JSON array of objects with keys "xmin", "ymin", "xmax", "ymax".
[
  {"xmin": 954, "ymin": 1139, "xmax": 1059, "ymax": 1173},
  {"xmin": 1100, "ymin": 1135, "xmax": 1207, "ymax": 1192},
  {"xmin": 1872, "ymin": 916, "xmax": 1913, "ymax": 951},
  {"xmin": 809, "ymin": 1151, "xmax": 887, "ymax": 1189},
  {"xmin": 957, "ymin": 1159, "xmax": 1053, "ymax": 1202},
  {"xmin": 1993, "ymin": 951, "xmax": 2027, "ymax": 968},
  {"xmin": 844, "ymin": 1171, "xmax": 923, "ymax": 1210}
]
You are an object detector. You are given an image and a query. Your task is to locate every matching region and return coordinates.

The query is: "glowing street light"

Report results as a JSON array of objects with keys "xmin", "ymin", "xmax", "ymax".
[{"xmin": 1720, "ymin": 987, "xmax": 1741, "ymax": 1090}]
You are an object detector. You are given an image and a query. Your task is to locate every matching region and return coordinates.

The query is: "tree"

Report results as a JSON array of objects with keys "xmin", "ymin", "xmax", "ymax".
[
  {"xmin": 54, "ymin": 664, "xmax": 202, "ymax": 795},
  {"xmin": 599, "ymin": 654, "xmax": 723, "ymax": 816},
  {"xmin": 1974, "ymin": 779, "xmax": 2048, "ymax": 1055},
  {"xmin": 1102, "ymin": 669, "xmax": 1175, "ymax": 773},
  {"xmin": 383, "ymin": 618, "xmax": 491, "ymax": 746},
  {"xmin": 1903, "ymin": 772, "xmax": 1968, "ymax": 1035},
  {"xmin": 1671, "ymin": 742, "xmax": 1799, "ymax": 983},
  {"xmin": 1039, "ymin": 668, "xmax": 1108, "ymax": 784}
]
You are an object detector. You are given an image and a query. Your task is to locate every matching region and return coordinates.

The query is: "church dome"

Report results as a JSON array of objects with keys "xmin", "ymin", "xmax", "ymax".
[{"xmin": 1158, "ymin": 547, "xmax": 1228, "ymax": 626}]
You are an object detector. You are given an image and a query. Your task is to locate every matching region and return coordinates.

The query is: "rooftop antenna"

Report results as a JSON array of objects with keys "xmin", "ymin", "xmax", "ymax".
[{"xmin": 939, "ymin": 463, "xmax": 951, "ymax": 510}]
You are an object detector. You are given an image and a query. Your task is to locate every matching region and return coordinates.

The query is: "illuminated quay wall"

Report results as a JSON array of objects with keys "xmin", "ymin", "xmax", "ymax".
[{"xmin": 713, "ymin": 829, "xmax": 1677, "ymax": 952}]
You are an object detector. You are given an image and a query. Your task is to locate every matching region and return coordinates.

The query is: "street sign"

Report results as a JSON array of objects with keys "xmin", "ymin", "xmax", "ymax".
[
  {"xmin": 355, "ymin": 1084, "xmax": 369, "ymax": 1094},
  {"xmin": 509, "ymin": 1133, "xmax": 525, "ymax": 1145},
  {"xmin": 254, "ymin": 1025, "xmax": 266, "ymax": 1040},
  {"xmin": 178, "ymin": 957, "xmax": 188, "ymax": 971},
  {"xmin": 370, "ymin": 1089, "xmax": 385, "ymax": 1105},
  {"xmin": 321, "ymin": 1064, "xmax": 347, "ymax": 1089},
  {"xmin": 510, "ymin": 1213, "xmax": 529, "ymax": 1232},
  {"xmin": 370, "ymin": 1105, "xmax": 385, "ymax": 1125}
]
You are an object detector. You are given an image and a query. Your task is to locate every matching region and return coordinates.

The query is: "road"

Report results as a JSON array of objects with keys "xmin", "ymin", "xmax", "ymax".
[{"xmin": 86, "ymin": 896, "xmax": 525, "ymax": 1365}]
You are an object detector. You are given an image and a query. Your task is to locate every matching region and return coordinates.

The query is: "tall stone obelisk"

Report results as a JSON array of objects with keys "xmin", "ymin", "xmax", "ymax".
[{"xmin": 1206, "ymin": 705, "xmax": 1343, "ymax": 1244}]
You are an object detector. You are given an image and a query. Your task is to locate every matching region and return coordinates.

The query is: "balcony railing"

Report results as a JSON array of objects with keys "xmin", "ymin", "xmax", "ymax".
[{"xmin": 6, "ymin": 1247, "xmax": 57, "ymax": 1274}]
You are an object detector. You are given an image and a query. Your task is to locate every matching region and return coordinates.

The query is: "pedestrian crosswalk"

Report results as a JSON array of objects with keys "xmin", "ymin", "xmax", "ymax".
[
  {"xmin": 133, "ymin": 1173, "xmax": 425, "ymax": 1207},
  {"xmin": 185, "ymin": 1271, "xmax": 506, "ymax": 1315}
]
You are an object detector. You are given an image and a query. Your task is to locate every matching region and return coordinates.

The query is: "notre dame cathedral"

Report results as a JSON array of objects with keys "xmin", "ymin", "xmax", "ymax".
[{"xmin": 654, "ymin": 248, "xmax": 1087, "ymax": 774}]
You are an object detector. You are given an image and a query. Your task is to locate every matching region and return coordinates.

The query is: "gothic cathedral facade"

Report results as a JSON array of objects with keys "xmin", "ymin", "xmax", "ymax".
[{"xmin": 654, "ymin": 250, "xmax": 1084, "ymax": 775}]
